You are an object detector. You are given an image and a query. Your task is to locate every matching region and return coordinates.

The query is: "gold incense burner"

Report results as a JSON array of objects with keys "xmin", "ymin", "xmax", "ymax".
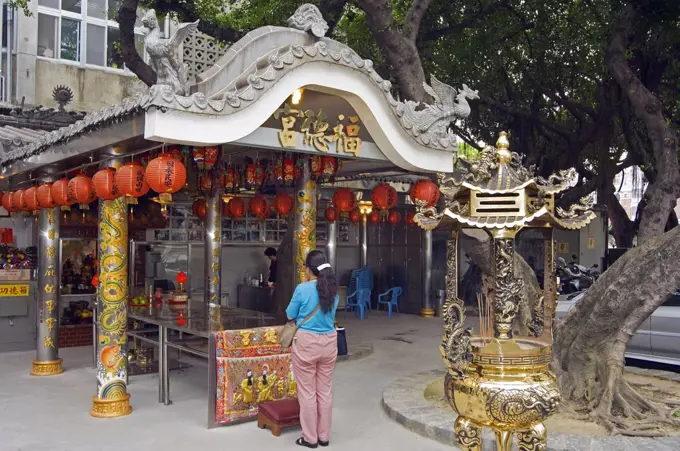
[{"xmin": 415, "ymin": 132, "xmax": 595, "ymax": 450}]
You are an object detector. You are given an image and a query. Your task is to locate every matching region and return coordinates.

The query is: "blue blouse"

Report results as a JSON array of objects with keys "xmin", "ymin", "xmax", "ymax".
[{"xmin": 285, "ymin": 281, "xmax": 338, "ymax": 334}]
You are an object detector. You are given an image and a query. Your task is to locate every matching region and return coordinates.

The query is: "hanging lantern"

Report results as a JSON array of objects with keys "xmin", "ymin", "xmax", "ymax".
[
  {"xmin": 2, "ymin": 191, "xmax": 15, "ymax": 213},
  {"xmin": 93, "ymin": 168, "xmax": 121, "ymax": 201},
  {"xmin": 0, "ymin": 192, "xmax": 3, "ymax": 207},
  {"xmin": 409, "ymin": 179, "xmax": 440, "ymax": 208},
  {"xmin": 91, "ymin": 274, "xmax": 99, "ymax": 288},
  {"xmin": 145, "ymin": 153, "xmax": 187, "ymax": 203},
  {"xmin": 229, "ymin": 197, "xmax": 246, "ymax": 218},
  {"xmin": 68, "ymin": 174, "xmax": 97, "ymax": 208},
  {"xmin": 272, "ymin": 161, "xmax": 283, "ymax": 185},
  {"xmin": 168, "ymin": 145, "xmax": 184, "ymax": 161},
  {"xmin": 192, "ymin": 198, "xmax": 207, "ymax": 219},
  {"xmin": 310, "ymin": 156, "xmax": 323, "ymax": 180},
  {"xmin": 369, "ymin": 210, "xmax": 381, "ymax": 224},
  {"xmin": 349, "ymin": 208, "xmax": 361, "ymax": 223},
  {"xmin": 224, "ymin": 168, "xmax": 240, "ymax": 193},
  {"xmin": 249, "ymin": 195, "xmax": 270, "ymax": 219},
  {"xmin": 387, "ymin": 210, "xmax": 402, "ymax": 226},
  {"xmin": 117, "ymin": 162, "xmax": 149, "ymax": 198},
  {"xmin": 273, "ymin": 192, "xmax": 293, "ymax": 216},
  {"xmin": 283, "ymin": 156, "xmax": 296, "ymax": 185},
  {"xmin": 406, "ymin": 210, "xmax": 416, "ymax": 226},
  {"xmin": 37, "ymin": 184, "xmax": 57, "ymax": 208},
  {"xmin": 332, "ymin": 188, "xmax": 356, "ymax": 214},
  {"xmin": 24, "ymin": 187, "xmax": 39, "ymax": 211},
  {"xmin": 199, "ymin": 174, "xmax": 214, "ymax": 193},
  {"xmin": 245, "ymin": 159, "xmax": 265, "ymax": 190},
  {"xmin": 371, "ymin": 183, "xmax": 398, "ymax": 212},
  {"xmin": 12, "ymin": 190, "xmax": 27, "ymax": 212},
  {"xmin": 51, "ymin": 178, "xmax": 75, "ymax": 207},
  {"xmin": 192, "ymin": 146, "xmax": 219, "ymax": 171},
  {"xmin": 325, "ymin": 206, "xmax": 338, "ymax": 223},
  {"xmin": 321, "ymin": 156, "xmax": 339, "ymax": 181}
]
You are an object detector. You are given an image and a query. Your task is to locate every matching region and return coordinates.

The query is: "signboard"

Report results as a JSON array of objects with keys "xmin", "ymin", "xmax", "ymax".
[
  {"xmin": 0, "ymin": 284, "xmax": 30, "ymax": 297},
  {"xmin": 556, "ymin": 242, "xmax": 569, "ymax": 253},
  {"xmin": 588, "ymin": 237, "xmax": 596, "ymax": 249},
  {"xmin": 274, "ymin": 103, "xmax": 363, "ymax": 156}
]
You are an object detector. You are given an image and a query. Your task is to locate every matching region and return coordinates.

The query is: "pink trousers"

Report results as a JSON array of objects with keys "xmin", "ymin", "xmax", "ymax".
[{"xmin": 292, "ymin": 330, "xmax": 338, "ymax": 444}]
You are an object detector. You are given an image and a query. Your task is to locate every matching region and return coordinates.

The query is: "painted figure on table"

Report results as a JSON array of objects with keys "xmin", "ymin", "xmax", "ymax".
[
  {"xmin": 264, "ymin": 328, "xmax": 277, "ymax": 344},
  {"xmin": 257, "ymin": 366, "xmax": 277, "ymax": 402},
  {"xmin": 233, "ymin": 369, "xmax": 255, "ymax": 404},
  {"xmin": 288, "ymin": 363, "xmax": 297, "ymax": 398}
]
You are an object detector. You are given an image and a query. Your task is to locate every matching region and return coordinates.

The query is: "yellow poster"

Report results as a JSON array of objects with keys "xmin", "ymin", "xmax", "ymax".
[{"xmin": 0, "ymin": 284, "xmax": 30, "ymax": 297}]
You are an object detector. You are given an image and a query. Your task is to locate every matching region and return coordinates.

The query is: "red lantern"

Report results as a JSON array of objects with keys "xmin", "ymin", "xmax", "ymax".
[
  {"xmin": 409, "ymin": 179, "xmax": 440, "ymax": 208},
  {"xmin": 224, "ymin": 168, "xmax": 239, "ymax": 192},
  {"xmin": 222, "ymin": 200, "xmax": 231, "ymax": 217},
  {"xmin": 406, "ymin": 210, "xmax": 416, "ymax": 226},
  {"xmin": 12, "ymin": 190, "xmax": 27, "ymax": 211},
  {"xmin": 369, "ymin": 210, "xmax": 381, "ymax": 224},
  {"xmin": 332, "ymin": 188, "xmax": 356, "ymax": 213},
  {"xmin": 249, "ymin": 195, "xmax": 270, "ymax": 219},
  {"xmin": 192, "ymin": 146, "xmax": 219, "ymax": 171},
  {"xmin": 93, "ymin": 168, "xmax": 121, "ymax": 200},
  {"xmin": 37, "ymin": 184, "xmax": 57, "ymax": 208},
  {"xmin": 325, "ymin": 206, "xmax": 338, "ymax": 223},
  {"xmin": 68, "ymin": 174, "xmax": 97, "ymax": 207},
  {"xmin": 387, "ymin": 210, "xmax": 402, "ymax": 226},
  {"xmin": 192, "ymin": 198, "xmax": 207, "ymax": 219},
  {"xmin": 272, "ymin": 162, "xmax": 283, "ymax": 184},
  {"xmin": 283, "ymin": 157, "xmax": 296, "ymax": 185},
  {"xmin": 310, "ymin": 156, "xmax": 323, "ymax": 179},
  {"xmin": 3, "ymin": 191, "xmax": 14, "ymax": 212},
  {"xmin": 146, "ymin": 154, "xmax": 187, "ymax": 200},
  {"xmin": 321, "ymin": 156, "xmax": 338, "ymax": 180},
  {"xmin": 371, "ymin": 183, "xmax": 398, "ymax": 211},
  {"xmin": 199, "ymin": 175, "xmax": 213, "ymax": 193},
  {"xmin": 245, "ymin": 162, "xmax": 265, "ymax": 190},
  {"xmin": 91, "ymin": 274, "xmax": 99, "ymax": 288},
  {"xmin": 51, "ymin": 178, "xmax": 75, "ymax": 206},
  {"xmin": 229, "ymin": 197, "xmax": 246, "ymax": 218},
  {"xmin": 349, "ymin": 208, "xmax": 361, "ymax": 223},
  {"xmin": 118, "ymin": 162, "xmax": 150, "ymax": 198},
  {"xmin": 24, "ymin": 187, "xmax": 39, "ymax": 211},
  {"xmin": 176, "ymin": 271, "xmax": 187, "ymax": 285},
  {"xmin": 273, "ymin": 192, "xmax": 293, "ymax": 216}
]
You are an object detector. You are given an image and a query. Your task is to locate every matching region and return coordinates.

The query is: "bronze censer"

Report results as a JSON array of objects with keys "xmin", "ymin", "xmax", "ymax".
[{"xmin": 415, "ymin": 132, "xmax": 595, "ymax": 450}]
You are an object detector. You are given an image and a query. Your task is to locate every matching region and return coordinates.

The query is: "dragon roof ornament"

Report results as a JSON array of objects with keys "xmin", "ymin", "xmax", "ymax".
[{"xmin": 287, "ymin": 4, "xmax": 329, "ymax": 38}]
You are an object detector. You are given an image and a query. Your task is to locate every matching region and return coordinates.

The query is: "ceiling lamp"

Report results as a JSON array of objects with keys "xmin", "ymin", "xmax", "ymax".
[{"xmin": 291, "ymin": 88, "xmax": 304, "ymax": 105}]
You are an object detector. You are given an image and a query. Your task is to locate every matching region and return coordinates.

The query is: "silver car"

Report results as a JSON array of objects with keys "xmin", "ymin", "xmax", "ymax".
[{"xmin": 556, "ymin": 292, "xmax": 680, "ymax": 366}]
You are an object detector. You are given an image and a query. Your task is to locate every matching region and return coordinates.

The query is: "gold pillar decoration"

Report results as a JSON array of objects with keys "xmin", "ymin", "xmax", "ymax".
[
  {"xmin": 91, "ymin": 194, "xmax": 132, "ymax": 418},
  {"xmin": 414, "ymin": 131, "xmax": 597, "ymax": 451},
  {"xmin": 293, "ymin": 158, "xmax": 317, "ymax": 285}
]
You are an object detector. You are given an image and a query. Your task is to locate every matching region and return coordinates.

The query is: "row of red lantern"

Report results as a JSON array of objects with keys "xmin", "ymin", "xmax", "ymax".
[
  {"xmin": 0, "ymin": 153, "xmax": 187, "ymax": 213},
  {"xmin": 192, "ymin": 192, "xmax": 295, "ymax": 221},
  {"xmin": 324, "ymin": 206, "xmax": 416, "ymax": 226}
]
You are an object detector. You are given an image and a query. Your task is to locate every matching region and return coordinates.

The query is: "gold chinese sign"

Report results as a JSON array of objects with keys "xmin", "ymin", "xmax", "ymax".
[
  {"xmin": 0, "ymin": 284, "xmax": 29, "ymax": 296},
  {"xmin": 274, "ymin": 104, "xmax": 363, "ymax": 156}
]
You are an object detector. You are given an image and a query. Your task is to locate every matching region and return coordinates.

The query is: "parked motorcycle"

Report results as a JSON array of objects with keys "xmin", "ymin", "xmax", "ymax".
[{"xmin": 556, "ymin": 255, "xmax": 599, "ymax": 294}]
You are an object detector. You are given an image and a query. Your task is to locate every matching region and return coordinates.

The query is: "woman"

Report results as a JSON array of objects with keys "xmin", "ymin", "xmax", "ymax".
[{"xmin": 285, "ymin": 250, "xmax": 339, "ymax": 448}]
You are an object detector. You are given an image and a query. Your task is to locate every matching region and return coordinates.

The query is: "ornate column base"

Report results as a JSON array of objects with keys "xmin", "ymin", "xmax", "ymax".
[
  {"xmin": 454, "ymin": 416, "xmax": 482, "ymax": 451},
  {"xmin": 419, "ymin": 308, "xmax": 435, "ymax": 318},
  {"xmin": 90, "ymin": 394, "xmax": 133, "ymax": 418},
  {"xmin": 30, "ymin": 358, "xmax": 64, "ymax": 376}
]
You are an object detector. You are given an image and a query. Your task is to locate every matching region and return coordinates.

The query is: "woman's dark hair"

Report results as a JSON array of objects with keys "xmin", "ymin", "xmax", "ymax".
[
  {"xmin": 306, "ymin": 250, "xmax": 337, "ymax": 313},
  {"xmin": 264, "ymin": 247, "xmax": 277, "ymax": 257}
]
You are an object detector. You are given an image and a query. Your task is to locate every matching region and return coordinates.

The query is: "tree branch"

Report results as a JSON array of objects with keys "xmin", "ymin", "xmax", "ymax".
[
  {"xmin": 117, "ymin": 0, "xmax": 156, "ymax": 86},
  {"xmin": 319, "ymin": 0, "xmax": 350, "ymax": 35},
  {"xmin": 422, "ymin": 0, "xmax": 509, "ymax": 41},
  {"xmin": 404, "ymin": 0, "xmax": 432, "ymax": 41}
]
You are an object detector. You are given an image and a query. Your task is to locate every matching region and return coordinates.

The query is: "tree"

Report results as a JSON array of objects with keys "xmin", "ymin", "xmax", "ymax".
[{"xmin": 117, "ymin": 0, "xmax": 680, "ymax": 433}]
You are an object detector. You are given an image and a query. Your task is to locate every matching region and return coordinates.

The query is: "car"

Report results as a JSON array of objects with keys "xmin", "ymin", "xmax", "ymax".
[{"xmin": 556, "ymin": 291, "xmax": 680, "ymax": 366}]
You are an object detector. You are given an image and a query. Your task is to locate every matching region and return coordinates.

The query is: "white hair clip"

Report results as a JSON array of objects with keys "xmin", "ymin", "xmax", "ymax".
[{"xmin": 317, "ymin": 263, "xmax": 331, "ymax": 271}]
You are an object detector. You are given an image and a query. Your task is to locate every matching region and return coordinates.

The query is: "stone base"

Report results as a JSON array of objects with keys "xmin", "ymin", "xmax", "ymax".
[
  {"xmin": 90, "ymin": 394, "xmax": 132, "ymax": 418},
  {"xmin": 419, "ymin": 308, "xmax": 435, "ymax": 318},
  {"xmin": 30, "ymin": 358, "xmax": 64, "ymax": 376}
]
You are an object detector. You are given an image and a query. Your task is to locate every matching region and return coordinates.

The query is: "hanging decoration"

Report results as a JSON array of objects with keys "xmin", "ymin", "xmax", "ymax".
[
  {"xmin": 332, "ymin": 188, "xmax": 356, "ymax": 215},
  {"xmin": 37, "ymin": 184, "xmax": 57, "ymax": 208},
  {"xmin": 310, "ymin": 156, "xmax": 323, "ymax": 180},
  {"xmin": 273, "ymin": 192, "xmax": 293, "ymax": 216},
  {"xmin": 371, "ymin": 183, "xmax": 398, "ymax": 214},
  {"xmin": 283, "ymin": 155, "xmax": 296, "ymax": 186},
  {"xmin": 272, "ymin": 160, "xmax": 283, "ymax": 185},
  {"xmin": 410, "ymin": 178, "xmax": 440, "ymax": 208},
  {"xmin": 369, "ymin": 210, "xmax": 381, "ymax": 224},
  {"xmin": 146, "ymin": 153, "xmax": 187, "ymax": 203},
  {"xmin": 406, "ymin": 210, "xmax": 416, "ymax": 226},
  {"xmin": 68, "ymin": 174, "xmax": 97, "ymax": 213},
  {"xmin": 244, "ymin": 157, "xmax": 266, "ymax": 190},
  {"xmin": 23, "ymin": 187, "xmax": 39, "ymax": 212},
  {"xmin": 93, "ymin": 168, "xmax": 121, "ymax": 201},
  {"xmin": 117, "ymin": 162, "xmax": 149, "ymax": 220},
  {"xmin": 325, "ymin": 206, "xmax": 338, "ymax": 223},
  {"xmin": 224, "ymin": 167, "xmax": 240, "ymax": 193},
  {"xmin": 168, "ymin": 145, "xmax": 184, "ymax": 162},
  {"xmin": 321, "ymin": 156, "xmax": 339, "ymax": 182},
  {"xmin": 387, "ymin": 210, "xmax": 402, "ymax": 226},
  {"xmin": 192, "ymin": 146, "xmax": 219, "ymax": 171},
  {"xmin": 222, "ymin": 200, "xmax": 232, "ymax": 217},
  {"xmin": 229, "ymin": 197, "xmax": 246, "ymax": 218},
  {"xmin": 349, "ymin": 208, "xmax": 361, "ymax": 223},
  {"xmin": 2, "ymin": 191, "xmax": 15, "ymax": 213},
  {"xmin": 12, "ymin": 190, "xmax": 27, "ymax": 212},
  {"xmin": 51, "ymin": 178, "xmax": 75, "ymax": 208},
  {"xmin": 249, "ymin": 195, "xmax": 270, "ymax": 220},
  {"xmin": 192, "ymin": 198, "xmax": 207, "ymax": 219}
]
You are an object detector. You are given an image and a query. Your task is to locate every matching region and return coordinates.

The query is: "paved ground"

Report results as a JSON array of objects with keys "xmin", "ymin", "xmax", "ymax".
[{"xmin": 0, "ymin": 312, "xmax": 454, "ymax": 451}]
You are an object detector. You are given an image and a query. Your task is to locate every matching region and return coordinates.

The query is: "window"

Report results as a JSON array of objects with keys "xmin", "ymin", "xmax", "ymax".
[{"xmin": 36, "ymin": 0, "xmax": 144, "ymax": 70}]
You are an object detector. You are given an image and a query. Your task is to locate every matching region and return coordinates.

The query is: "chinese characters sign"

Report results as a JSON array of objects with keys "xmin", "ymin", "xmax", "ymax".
[
  {"xmin": 274, "ymin": 104, "xmax": 363, "ymax": 156},
  {"xmin": 0, "ymin": 284, "xmax": 30, "ymax": 297}
]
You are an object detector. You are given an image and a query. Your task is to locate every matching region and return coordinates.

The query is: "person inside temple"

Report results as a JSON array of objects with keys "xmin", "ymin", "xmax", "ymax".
[{"xmin": 264, "ymin": 247, "xmax": 277, "ymax": 285}]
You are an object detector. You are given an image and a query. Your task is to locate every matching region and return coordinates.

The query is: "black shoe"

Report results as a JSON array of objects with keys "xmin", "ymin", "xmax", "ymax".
[
  {"xmin": 296, "ymin": 438, "xmax": 318, "ymax": 449},
  {"xmin": 319, "ymin": 440, "xmax": 329, "ymax": 447}
]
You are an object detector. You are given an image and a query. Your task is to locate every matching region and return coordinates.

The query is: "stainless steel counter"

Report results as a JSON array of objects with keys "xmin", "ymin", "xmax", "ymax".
[{"xmin": 236, "ymin": 284, "xmax": 277, "ymax": 314}]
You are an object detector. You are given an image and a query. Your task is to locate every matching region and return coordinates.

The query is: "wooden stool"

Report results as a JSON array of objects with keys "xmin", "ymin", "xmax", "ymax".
[{"xmin": 257, "ymin": 399, "xmax": 300, "ymax": 437}]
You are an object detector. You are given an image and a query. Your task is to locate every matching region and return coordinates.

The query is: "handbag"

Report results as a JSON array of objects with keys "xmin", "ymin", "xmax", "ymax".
[
  {"xmin": 279, "ymin": 304, "xmax": 321, "ymax": 349},
  {"xmin": 336, "ymin": 327, "xmax": 348, "ymax": 356}
]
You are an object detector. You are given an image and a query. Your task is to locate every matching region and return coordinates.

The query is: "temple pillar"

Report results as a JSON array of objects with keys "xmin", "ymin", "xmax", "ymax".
[
  {"xmin": 490, "ymin": 228, "xmax": 520, "ymax": 339},
  {"xmin": 446, "ymin": 229, "xmax": 460, "ymax": 302},
  {"xmin": 91, "ymin": 159, "xmax": 131, "ymax": 418},
  {"xmin": 293, "ymin": 158, "xmax": 317, "ymax": 285},
  {"xmin": 326, "ymin": 220, "xmax": 337, "ymax": 269},
  {"xmin": 204, "ymin": 175, "xmax": 222, "ymax": 305},
  {"xmin": 420, "ymin": 229, "xmax": 435, "ymax": 317},
  {"xmin": 360, "ymin": 215, "xmax": 368, "ymax": 267},
  {"xmin": 30, "ymin": 200, "xmax": 63, "ymax": 376}
]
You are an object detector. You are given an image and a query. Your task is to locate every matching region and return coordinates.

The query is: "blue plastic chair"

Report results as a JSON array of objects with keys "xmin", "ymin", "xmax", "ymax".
[
  {"xmin": 345, "ymin": 288, "xmax": 370, "ymax": 320},
  {"xmin": 377, "ymin": 287, "xmax": 402, "ymax": 318}
]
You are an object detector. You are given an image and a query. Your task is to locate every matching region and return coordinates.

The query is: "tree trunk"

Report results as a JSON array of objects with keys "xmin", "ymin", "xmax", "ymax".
[{"xmin": 117, "ymin": 0, "xmax": 156, "ymax": 87}]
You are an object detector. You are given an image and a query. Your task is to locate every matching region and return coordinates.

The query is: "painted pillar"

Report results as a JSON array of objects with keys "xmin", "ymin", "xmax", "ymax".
[
  {"xmin": 204, "ymin": 177, "xmax": 222, "ymax": 305},
  {"xmin": 326, "ymin": 220, "xmax": 337, "ymax": 269},
  {"xmin": 420, "ymin": 229, "xmax": 435, "ymax": 318},
  {"xmin": 446, "ymin": 229, "xmax": 460, "ymax": 302},
  {"xmin": 91, "ymin": 172, "xmax": 132, "ymax": 418},
  {"xmin": 30, "ymin": 204, "xmax": 63, "ymax": 376},
  {"xmin": 540, "ymin": 228, "xmax": 556, "ymax": 341},
  {"xmin": 293, "ymin": 158, "xmax": 317, "ymax": 285},
  {"xmin": 360, "ymin": 215, "xmax": 368, "ymax": 267},
  {"xmin": 490, "ymin": 228, "xmax": 520, "ymax": 340}
]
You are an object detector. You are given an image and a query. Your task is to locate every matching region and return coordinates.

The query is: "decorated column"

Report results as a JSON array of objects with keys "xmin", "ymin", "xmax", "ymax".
[
  {"xmin": 204, "ymin": 173, "xmax": 222, "ymax": 305},
  {"xmin": 360, "ymin": 215, "xmax": 368, "ymax": 267},
  {"xmin": 420, "ymin": 229, "xmax": 435, "ymax": 317},
  {"xmin": 293, "ymin": 158, "xmax": 317, "ymax": 285},
  {"xmin": 490, "ymin": 228, "xmax": 521, "ymax": 340},
  {"xmin": 31, "ymin": 202, "xmax": 63, "ymax": 376},
  {"xmin": 91, "ymin": 160, "xmax": 131, "ymax": 418},
  {"xmin": 326, "ymin": 220, "xmax": 337, "ymax": 269}
]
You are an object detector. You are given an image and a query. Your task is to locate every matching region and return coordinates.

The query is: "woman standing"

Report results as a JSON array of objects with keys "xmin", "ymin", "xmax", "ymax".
[{"xmin": 285, "ymin": 250, "xmax": 339, "ymax": 448}]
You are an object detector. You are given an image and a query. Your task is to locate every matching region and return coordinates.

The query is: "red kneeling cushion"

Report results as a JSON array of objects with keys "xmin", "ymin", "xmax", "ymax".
[{"xmin": 259, "ymin": 399, "xmax": 300, "ymax": 423}]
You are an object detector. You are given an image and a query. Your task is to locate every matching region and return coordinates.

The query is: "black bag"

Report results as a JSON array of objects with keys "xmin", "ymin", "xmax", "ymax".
[{"xmin": 336, "ymin": 327, "xmax": 348, "ymax": 356}]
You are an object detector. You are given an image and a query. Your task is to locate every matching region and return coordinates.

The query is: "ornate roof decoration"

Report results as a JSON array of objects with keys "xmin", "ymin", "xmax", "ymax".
[
  {"xmin": 287, "ymin": 4, "xmax": 329, "ymax": 38},
  {"xmin": 414, "ymin": 131, "xmax": 596, "ymax": 231},
  {"xmin": 52, "ymin": 85, "xmax": 74, "ymax": 111}
]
